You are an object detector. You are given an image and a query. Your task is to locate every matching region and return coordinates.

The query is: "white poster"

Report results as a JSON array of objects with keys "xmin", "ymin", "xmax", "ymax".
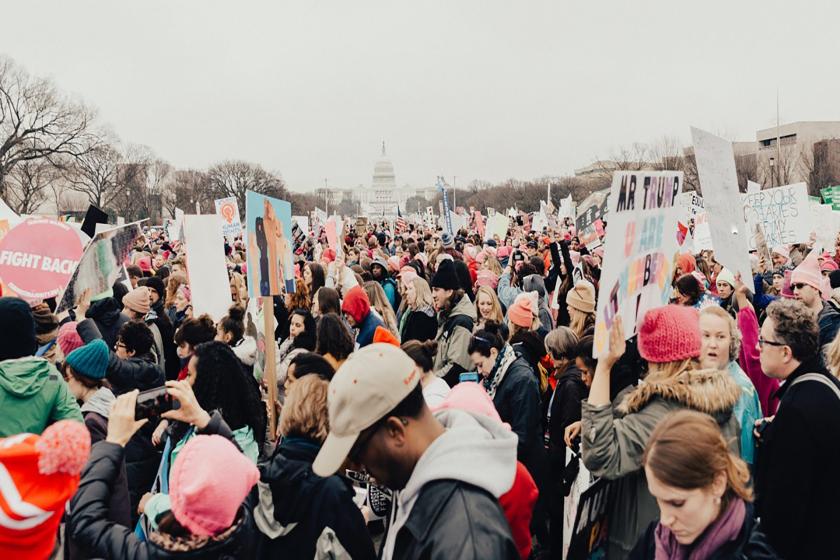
[
  {"xmin": 692, "ymin": 212, "xmax": 714, "ymax": 252},
  {"xmin": 214, "ymin": 197, "xmax": 243, "ymax": 238},
  {"xmin": 747, "ymin": 180, "xmax": 762, "ymax": 194},
  {"xmin": 813, "ymin": 203, "xmax": 840, "ymax": 253},
  {"xmin": 485, "ymin": 214, "xmax": 509, "ymax": 242},
  {"xmin": 559, "ymin": 194, "xmax": 575, "ymax": 220},
  {"xmin": 690, "ymin": 127, "xmax": 753, "ymax": 291},
  {"xmin": 169, "ymin": 208, "xmax": 185, "ymax": 241},
  {"xmin": 183, "ymin": 215, "xmax": 232, "ymax": 322},
  {"xmin": 593, "ymin": 171, "xmax": 684, "ymax": 356},
  {"xmin": 293, "ymin": 215, "xmax": 310, "ymax": 234},
  {"xmin": 742, "ymin": 183, "xmax": 810, "ymax": 250}
]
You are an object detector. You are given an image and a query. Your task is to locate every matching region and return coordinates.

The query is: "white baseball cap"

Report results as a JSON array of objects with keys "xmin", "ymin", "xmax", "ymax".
[{"xmin": 312, "ymin": 343, "xmax": 421, "ymax": 477}]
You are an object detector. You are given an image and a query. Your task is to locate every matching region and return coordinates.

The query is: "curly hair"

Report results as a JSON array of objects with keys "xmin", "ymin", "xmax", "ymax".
[
  {"xmin": 190, "ymin": 341, "xmax": 267, "ymax": 446},
  {"xmin": 765, "ymin": 299, "xmax": 819, "ymax": 362}
]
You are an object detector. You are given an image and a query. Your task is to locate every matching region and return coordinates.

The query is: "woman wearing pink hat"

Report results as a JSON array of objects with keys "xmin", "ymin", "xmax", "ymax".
[{"xmin": 575, "ymin": 307, "xmax": 741, "ymax": 559}]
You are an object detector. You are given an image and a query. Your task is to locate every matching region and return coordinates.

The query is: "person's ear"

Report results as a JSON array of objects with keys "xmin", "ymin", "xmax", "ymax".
[
  {"xmin": 711, "ymin": 470, "xmax": 727, "ymax": 500},
  {"xmin": 127, "ymin": 348, "xmax": 136, "ymax": 358},
  {"xmin": 384, "ymin": 416, "xmax": 408, "ymax": 447}
]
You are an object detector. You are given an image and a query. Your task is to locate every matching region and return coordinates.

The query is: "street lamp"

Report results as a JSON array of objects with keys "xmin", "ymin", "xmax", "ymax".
[{"xmin": 769, "ymin": 157, "xmax": 775, "ymax": 188}]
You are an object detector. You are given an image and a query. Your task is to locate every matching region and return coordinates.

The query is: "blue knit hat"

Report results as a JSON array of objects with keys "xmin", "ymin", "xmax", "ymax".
[{"xmin": 65, "ymin": 339, "xmax": 109, "ymax": 380}]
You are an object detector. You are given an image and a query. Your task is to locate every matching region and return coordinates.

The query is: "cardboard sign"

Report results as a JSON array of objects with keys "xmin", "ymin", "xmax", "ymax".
[
  {"xmin": 690, "ymin": 127, "xmax": 753, "ymax": 291},
  {"xmin": 593, "ymin": 171, "xmax": 684, "ymax": 356},
  {"xmin": 355, "ymin": 217, "xmax": 368, "ymax": 236},
  {"xmin": 214, "ymin": 197, "xmax": 243, "ymax": 238},
  {"xmin": 245, "ymin": 192, "xmax": 296, "ymax": 298},
  {"xmin": 0, "ymin": 219, "xmax": 84, "ymax": 301},
  {"xmin": 566, "ymin": 478, "xmax": 610, "ymax": 560},
  {"xmin": 742, "ymin": 183, "xmax": 810, "ymax": 249},
  {"xmin": 183, "ymin": 215, "xmax": 232, "ymax": 322},
  {"xmin": 57, "ymin": 222, "xmax": 144, "ymax": 313}
]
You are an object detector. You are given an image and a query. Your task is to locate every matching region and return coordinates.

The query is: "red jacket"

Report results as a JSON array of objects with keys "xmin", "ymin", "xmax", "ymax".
[{"xmin": 498, "ymin": 461, "xmax": 539, "ymax": 559}]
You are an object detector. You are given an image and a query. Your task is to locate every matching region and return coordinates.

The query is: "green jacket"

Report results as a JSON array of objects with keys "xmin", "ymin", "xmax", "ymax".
[{"xmin": 0, "ymin": 356, "xmax": 83, "ymax": 437}]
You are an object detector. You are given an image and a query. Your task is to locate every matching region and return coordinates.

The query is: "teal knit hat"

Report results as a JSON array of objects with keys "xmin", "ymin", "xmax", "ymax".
[{"xmin": 65, "ymin": 339, "xmax": 109, "ymax": 380}]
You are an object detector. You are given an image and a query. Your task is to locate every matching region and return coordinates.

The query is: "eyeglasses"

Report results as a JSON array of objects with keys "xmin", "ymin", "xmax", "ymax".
[
  {"xmin": 791, "ymin": 283, "xmax": 808, "ymax": 291},
  {"xmin": 115, "ymin": 342, "xmax": 127, "ymax": 351},
  {"xmin": 758, "ymin": 337, "xmax": 786, "ymax": 349}
]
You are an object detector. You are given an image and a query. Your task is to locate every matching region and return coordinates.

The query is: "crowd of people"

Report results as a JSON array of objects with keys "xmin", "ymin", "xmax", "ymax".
[{"xmin": 1, "ymin": 215, "xmax": 839, "ymax": 559}]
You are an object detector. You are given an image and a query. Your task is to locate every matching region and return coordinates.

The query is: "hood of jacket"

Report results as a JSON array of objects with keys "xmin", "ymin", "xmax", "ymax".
[
  {"xmin": 444, "ymin": 293, "xmax": 477, "ymax": 322},
  {"xmin": 81, "ymin": 387, "xmax": 116, "ymax": 417},
  {"xmin": 233, "ymin": 336, "xmax": 257, "ymax": 367},
  {"xmin": 87, "ymin": 297, "xmax": 124, "ymax": 327},
  {"xmin": 341, "ymin": 286, "xmax": 370, "ymax": 324},
  {"xmin": 619, "ymin": 367, "xmax": 741, "ymax": 420},
  {"xmin": 0, "ymin": 357, "xmax": 54, "ymax": 397}
]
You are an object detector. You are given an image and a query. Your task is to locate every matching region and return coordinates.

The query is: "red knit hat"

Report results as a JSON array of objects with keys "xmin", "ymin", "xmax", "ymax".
[
  {"xmin": 0, "ymin": 421, "xmax": 91, "ymax": 559},
  {"xmin": 637, "ymin": 305, "xmax": 701, "ymax": 363}
]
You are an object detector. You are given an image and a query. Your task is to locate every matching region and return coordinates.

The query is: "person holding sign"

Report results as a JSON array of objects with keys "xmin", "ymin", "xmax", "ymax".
[{"xmin": 579, "ymin": 306, "xmax": 741, "ymax": 559}]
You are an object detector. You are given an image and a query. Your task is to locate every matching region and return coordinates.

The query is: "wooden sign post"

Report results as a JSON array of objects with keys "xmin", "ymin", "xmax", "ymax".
[{"xmin": 262, "ymin": 296, "xmax": 278, "ymax": 439}]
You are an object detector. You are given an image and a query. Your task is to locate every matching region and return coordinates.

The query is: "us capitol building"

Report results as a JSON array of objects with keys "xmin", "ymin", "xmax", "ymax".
[{"xmin": 315, "ymin": 142, "xmax": 438, "ymax": 218}]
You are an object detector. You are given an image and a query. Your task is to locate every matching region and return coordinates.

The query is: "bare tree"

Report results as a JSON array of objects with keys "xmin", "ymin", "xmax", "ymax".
[
  {"xmin": 4, "ymin": 159, "xmax": 61, "ymax": 214},
  {"xmin": 207, "ymin": 160, "xmax": 287, "ymax": 218},
  {"xmin": 0, "ymin": 56, "xmax": 96, "ymax": 198},
  {"xmin": 63, "ymin": 142, "xmax": 123, "ymax": 210}
]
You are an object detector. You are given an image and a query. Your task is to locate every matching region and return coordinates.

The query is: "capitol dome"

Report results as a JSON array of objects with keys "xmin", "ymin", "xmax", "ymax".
[{"xmin": 371, "ymin": 141, "xmax": 396, "ymax": 190}]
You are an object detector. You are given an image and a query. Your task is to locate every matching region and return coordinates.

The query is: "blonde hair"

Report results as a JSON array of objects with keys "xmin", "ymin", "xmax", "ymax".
[
  {"xmin": 363, "ymin": 281, "xmax": 399, "ymax": 336},
  {"xmin": 483, "ymin": 255, "xmax": 503, "ymax": 276},
  {"xmin": 279, "ymin": 375, "xmax": 330, "ymax": 442},
  {"xmin": 165, "ymin": 273, "xmax": 188, "ymax": 308},
  {"xmin": 475, "ymin": 286, "xmax": 504, "ymax": 324},
  {"xmin": 409, "ymin": 277, "xmax": 434, "ymax": 311},
  {"xmin": 699, "ymin": 305, "xmax": 742, "ymax": 363},
  {"xmin": 644, "ymin": 409, "xmax": 752, "ymax": 503},
  {"xmin": 827, "ymin": 330, "xmax": 840, "ymax": 378},
  {"xmin": 568, "ymin": 306, "xmax": 594, "ymax": 339}
]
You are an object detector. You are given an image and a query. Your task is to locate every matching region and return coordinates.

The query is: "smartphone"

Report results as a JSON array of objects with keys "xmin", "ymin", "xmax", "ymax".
[
  {"xmin": 135, "ymin": 386, "xmax": 178, "ymax": 421},
  {"xmin": 459, "ymin": 371, "xmax": 480, "ymax": 383}
]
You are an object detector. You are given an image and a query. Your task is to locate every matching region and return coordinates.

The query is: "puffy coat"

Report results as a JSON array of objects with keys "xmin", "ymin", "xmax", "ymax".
[
  {"xmin": 754, "ymin": 358, "xmax": 840, "ymax": 559},
  {"xmin": 628, "ymin": 502, "xmax": 779, "ymax": 559},
  {"xmin": 581, "ymin": 367, "xmax": 742, "ymax": 559},
  {"xmin": 432, "ymin": 294, "xmax": 476, "ymax": 386},
  {"xmin": 399, "ymin": 307, "xmax": 438, "ymax": 344},
  {"xmin": 84, "ymin": 297, "xmax": 129, "ymax": 350},
  {"xmin": 250, "ymin": 436, "xmax": 376, "ymax": 559}
]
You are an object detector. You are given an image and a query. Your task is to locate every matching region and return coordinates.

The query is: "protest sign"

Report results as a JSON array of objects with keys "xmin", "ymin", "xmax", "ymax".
[
  {"xmin": 57, "ymin": 222, "xmax": 144, "ymax": 313},
  {"xmin": 677, "ymin": 192, "xmax": 704, "ymax": 219},
  {"xmin": 80, "ymin": 205, "xmax": 109, "ymax": 239},
  {"xmin": 593, "ymin": 171, "xmax": 683, "ymax": 356},
  {"xmin": 485, "ymin": 213, "xmax": 509, "ymax": 242},
  {"xmin": 575, "ymin": 188, "xmax": 610, "ymax": 233},
  {"xmin": 813, "ymin": 203, "xmax": 840, "ymax": 253},
  {"xmin": 577, "ymin": 221, "xmax": 603, "ymax": 250},
  {"xmin": 559, "ymin": 194, "xmax": 575, "ymax": 220},
  {"xmin": 183, "ymin": 215, "xmax": 232, "ymax": 322},
  {"xmin": 355, "ymin": 217, "xmax": 368, "ymax": 236},
  {"xmin": 325, "ymin": 216, "xmax": 342, "ymax": 254},
  {"xmin": 747, "ymin": 180, "xmax": 762, "ymax": 194},
  {"xmin": 0, "ymin": 219, "xmax": 84, "ymax": 301},
  {"xmin": 566, "ymin": 478, "xmax": 610, "ymax": 560},
  {"xmin": 168, "ymin": 208, "xmax": 185, "ymax": 242},
  {"xmin": 214, "ymin": 197, "xmax": 243, "ymax": 238},
  {"xmin": 690, "ymin": 127, "xmax": 753, "ymax": 291},
  {"xmin": 0, "ymin": 198, "xmax": 19, "ymax": 225},
  {"xmin": 742, "ymin": 183, "xmax": 810, "ymax": 250},
  {"xmin": 293, "ymin": 215, "xmax": 310, "ymax": 234},
  {"xmin": 474, "ymin": 211, "xmax": 485, "ymax": 238},
  {"xmin": 692, "ymin": 212, "xmax": 714, "ymax": 252},
  {"xmin": 245, "ymin": 192, "xmax": 295, "ymax": 298}
]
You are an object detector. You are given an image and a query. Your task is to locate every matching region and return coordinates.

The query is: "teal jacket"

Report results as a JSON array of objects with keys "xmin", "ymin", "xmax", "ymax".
[
  {"xmin": 728, "ymin": 361, "xmax": 762, "ymax": 465},
  {"xmin": 0, "ymin": 356, "xmax": 83, "ymax": 437}
]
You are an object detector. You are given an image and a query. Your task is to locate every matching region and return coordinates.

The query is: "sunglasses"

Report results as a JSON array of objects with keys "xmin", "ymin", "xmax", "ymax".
[{"xmin": 791, "ymin": 283, "xmax": 809, "ymax": 291}]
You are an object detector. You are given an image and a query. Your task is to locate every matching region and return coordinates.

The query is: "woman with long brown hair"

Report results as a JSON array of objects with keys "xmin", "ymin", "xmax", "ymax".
[{"xmin": 629, "ymin": 410, "xmax": 777, "ymax": 558}]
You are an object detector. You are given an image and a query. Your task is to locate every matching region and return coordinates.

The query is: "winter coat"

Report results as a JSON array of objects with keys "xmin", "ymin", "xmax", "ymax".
[
  {"xmin": 497, "ymin": 271, "xmax": 522, "ymax": 311},
  {"xmin": 727, "ymin": 361, "xmax": 762, "ymax": 465},
  {"xmin": 77, "ymin": 318, "xmax": 165, "ymax": 395},
  {"xmin": 818, "ymin": 300, "xmax": 840, "ymax": 352},
  {"xmin": 383, "ymin": 409, "xmax": 519, "ymax": 560},
  {"xmin": 68, "ymin": 428, "xmax": 256, "ymax": 559},
  {"xmin": 581, "ymin": 367, "xmax": 742, "ymax": 559},
  {"xmin": 356, "ymin": 309, "xmax": 385, "ymax": 348},
  {"xmin": 380, "ymin": 277, "xmax": 400, "ymax": 312},
  {"xmin": 250, "ymin": 437, "xmax": 376, "ymax": 560},
  {"xmin": 232, "ymin": 336, "xmax": 257, "ymax": 379},
  {"xmin": 754, "ymin": 358, "xmax": 840, "ymax": 559},
  {"xmin": 432, "ymin": 294, "xmax": 476, "ymax": 386},
  {"xmin": 399, "ymin": 306, "xmax": 438, "ymax": 344},
  {"xmin": 0, "ymin": 356, "xmax": 82, "ymax": 437},
  {"xmin": 547, "ymin": 365, "xmax": 587, "ymax": 466},
  {"xmin": 67, "ymin": 388, "xmax": 132, "ymax": 560},
  {"xmin": 150, "ymin": 302, "xmax": 179, "ymax": 380},
  {"xmin": 737, "ymin": 306, "xmax": 779, "ymax": 416},
  {"xmin": 85, "ymin": 297, "xmax": 129, "ymax": 350},
  {"xmin": 628, "ymin": 502, "xmax": 779, "ymax": 560}
]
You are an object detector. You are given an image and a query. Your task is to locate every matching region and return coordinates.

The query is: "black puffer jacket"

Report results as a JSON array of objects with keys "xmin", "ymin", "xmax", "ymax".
[
  {"xmin": 400, "ymin": 308, "xmax": 438, "ymax": 344},
  {"xmin": 249, "ymin": 437, "xmax": 376, "ymax": 559},
  {"xmin": 84, "ymin": 297, "xmax": 129, "ymax": 350},
  {"xmin": 628, "ymin": 502, "xmax": 779, "ymax": 559},
  {"xmin": 68, "ymin": 414, "xmax": 257, "ymax": 559}
]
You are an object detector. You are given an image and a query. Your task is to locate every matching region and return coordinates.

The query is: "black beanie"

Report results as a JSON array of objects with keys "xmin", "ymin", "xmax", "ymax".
[
  {"xmin": 431, "ymin": 259, "xmax": 460, "ymax": 290},
  {"xmin": 145, "ymin": 276, "xmax": 166, "ymax": 301},
  {"xmin": 0, "ymin": 297, "xmax": 37, "ymax": 360},
  {"xmin": 830, "ymin": 269, "xmax": 840, "ymax": 290}
]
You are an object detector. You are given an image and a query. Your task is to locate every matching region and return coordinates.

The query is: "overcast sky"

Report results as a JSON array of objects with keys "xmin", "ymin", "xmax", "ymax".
[{"xmin": 3, "ymin": 1, "xmax": 839, "ymax": 191}]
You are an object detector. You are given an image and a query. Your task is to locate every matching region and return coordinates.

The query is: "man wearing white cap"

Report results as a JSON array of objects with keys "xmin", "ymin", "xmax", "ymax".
[{"xmin": 313, "ymin": 343, "xmax": 519, "ymax": 559}]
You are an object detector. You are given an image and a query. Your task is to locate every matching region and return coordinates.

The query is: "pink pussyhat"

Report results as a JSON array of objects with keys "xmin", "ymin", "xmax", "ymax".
[
  {"xmin": 791, "ymin": 249, "xmax": 823, "ymax": 292},
  {"xmin": 432, "ymin": 382, "xmax": 510, "ymax": 430}
]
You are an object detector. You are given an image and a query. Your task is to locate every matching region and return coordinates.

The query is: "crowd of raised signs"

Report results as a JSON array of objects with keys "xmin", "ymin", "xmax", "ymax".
[{"xmin": 2, "ymin": 191, "xmax": 840, "ymax": 560}]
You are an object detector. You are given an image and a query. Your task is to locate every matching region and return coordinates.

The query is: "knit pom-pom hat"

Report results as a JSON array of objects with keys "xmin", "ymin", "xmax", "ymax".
[
  {"xmin": 508, "ymin": 292, "xmax": 539, "ymax": 328},
  {"xmin": 637, "ymin": 305, "xmax": 701, "ymax": 364},
  {"xmin": 35, "ymin": 420, "xmax": 91, "ymax": 476},
  {"xmin": 57, "ymin": 321, "xmax": 84, "ymax": 357}
]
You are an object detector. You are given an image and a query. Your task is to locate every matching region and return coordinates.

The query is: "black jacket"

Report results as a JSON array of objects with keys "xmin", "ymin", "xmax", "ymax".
[
  {"xmin": 77, "ymin": 318, "xmax": 165, "ymax": 395},
  {"xmin": 249, "ymin": 437, "xmax": 376, "ymax": 560},
  {"xmin": 68, "ymin": 413, "xmax": 256, "ymax": 559},
  {"xmin": 391, "ymin": 479, "xmax": 519, "ymax": 560},
  {"xmin": 628, "ymin": 503, "xmax": 779, "ymax": 560},
  {"xmin": 400, "ymin": 308, "xmax": 438, "ymax": 344},
  {"xmin": 151, "ymin": 301, "xmax": 180, "ymax": 381},
  {"xmin": 754, "ymin": 358, "xmax": 840, "ymax": 559},
  {"xmin": 548, "ymin": 366, "xmax": 587, "ymax": 455},
  {"xmin": 818, "ymin": 300, "xmax": 840, "ymax": 350},
  {"xmin": 85, "ymin": 297, "xmax": 129, "ymax": 350}
]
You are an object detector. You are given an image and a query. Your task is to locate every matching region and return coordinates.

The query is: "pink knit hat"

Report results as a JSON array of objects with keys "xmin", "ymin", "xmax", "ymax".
[
  {"xmin": 771, "ymin": 245, "xmax": 790, "ymax": 261},
  {"xmin": 57, "ymin": 322, "xmax": 84, "ymax": 357},
  {"xmin": 508, "ymin": 292, "xmax": 538, "ymax": 328},
  {"xmin": 637, "ymin": 305, "xmax": 701, "ymax": 363},
  {"xmin": 169, "ymin": 435, "xmax": 259, "ymax": 537},
  {"xmin": 497, "ymin": 246, "xmax": 512, "ymax": 259},
  {"xmin": 791, "ymin": 249, "xmax": 822, "ymax": 291},
  {"xmin": 123, "ymin": 287, "xmax": 152, "ymax": 315},
  {"xmin": 821, "ymin": 258, "xmax": 839, "ymax": 272},
  {"xmin": 432, "ymin": 382, "xmax": 510, "ymax": 430},
  {"xmin": 475, "ymin": 269, "xmax": 499, "ymax": 289}
]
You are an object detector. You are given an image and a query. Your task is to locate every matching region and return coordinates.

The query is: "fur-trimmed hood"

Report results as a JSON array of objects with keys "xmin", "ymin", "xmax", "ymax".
[{"xmin": 618, "ymin": 367, "xmax": 741, "ymax": 420}]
